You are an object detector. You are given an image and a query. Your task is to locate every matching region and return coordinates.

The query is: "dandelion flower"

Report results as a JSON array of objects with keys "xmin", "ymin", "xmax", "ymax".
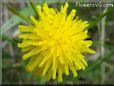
[{"xmin": 18, "ymin": 2, "xmax": 95, "ymax": 82}]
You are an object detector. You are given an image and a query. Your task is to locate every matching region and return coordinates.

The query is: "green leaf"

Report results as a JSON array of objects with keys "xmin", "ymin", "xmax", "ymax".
[{"xmin": 7, "ymin": 4, "xmax": 33, "ymax": 24}]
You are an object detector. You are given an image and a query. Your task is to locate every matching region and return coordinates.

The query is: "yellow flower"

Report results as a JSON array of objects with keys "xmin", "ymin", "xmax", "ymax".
[{"xmin": 18, "ymin": 2, "xmax": 95, "ymax": 82}]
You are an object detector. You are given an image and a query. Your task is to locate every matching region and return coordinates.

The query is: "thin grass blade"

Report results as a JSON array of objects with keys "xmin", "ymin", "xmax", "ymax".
[{"xmin": 7, "ymin": 4, "xmax": 32, "ymax": 24}]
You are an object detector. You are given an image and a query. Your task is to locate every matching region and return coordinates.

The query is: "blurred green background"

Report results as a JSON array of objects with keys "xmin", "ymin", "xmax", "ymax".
[{"xmin": 1, "ymin": 0, "xmax": 114, "ymax": 85}]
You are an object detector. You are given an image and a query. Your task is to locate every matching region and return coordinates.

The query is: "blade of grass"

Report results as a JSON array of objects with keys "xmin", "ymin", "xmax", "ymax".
[
  {"xmin": 43, "ymin": 0, "xmax": 46, "ymax": 3},
  {"xmin": 1, "ymin": 1, "xmax": 59, "ymax": 35},
  {"xmin": 77, "ymin": 50, "xmax": 114, "ymax": 80},
  {"xmin": 85, "ymin": 50, "xmax": 114, "ymax": 73},
  {"xmin": 1, "ymin": 6, "xmax": 34, "ymax": 35},
  {"xmin": 87, "ymin": 7, "xmax": 113, "ymax": 29},
  {"xmin": 2, "ymin": 35, "xmax": 18, "ymax": 46},
  {"xmin": 58, "ymin": 0, "xmax": 61, "ymax": 7},
  {"xmin": 27, "ymin": 0, "xmax": 38, "ymax": 18},
  {"xmin": 2, "ymin": 60, "xmax": 26, "ymax": 69},
  {"xmin": 39, "ymin": 76, "xmax": 46, "ymax": 85},
  {"xmin": 7, "ymin": 4, "xmax": 32, "ymax": 24}
]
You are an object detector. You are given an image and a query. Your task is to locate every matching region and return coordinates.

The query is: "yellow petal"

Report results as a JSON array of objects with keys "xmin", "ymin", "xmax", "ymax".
[
  {"xmin": 18, "ymin": 25, "xmax": 33, "ymax": 32},
  {"xmin": 26, "ymin": 55, "xmax": 42, "ymax": 72},
  {"xmin": 58, "ymin": 63, "xmax": 63, "ymax": 82},
  {"xmin": 42, "ymin": 60, "xmax": 51, "ymax": 76},
  {"xmin": 36, "ymin": 5, "xmax": 42, "ymax": 16},
  {"xmin": 30, "ymin": 15, "xmax": 38, "ymax": 25},
  {"xmin": 64, "ymin": 64, "xmax": 69, "ymax": 75},
  {"xmin": 22, "ymin": 47, "xmax": 41, "ymax": 60}
]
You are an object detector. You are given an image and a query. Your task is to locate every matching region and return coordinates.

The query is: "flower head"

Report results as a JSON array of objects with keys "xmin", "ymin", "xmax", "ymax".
[{"xmin": 18, "ymin": 2, "xmax": 95, "ymax": 82}]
